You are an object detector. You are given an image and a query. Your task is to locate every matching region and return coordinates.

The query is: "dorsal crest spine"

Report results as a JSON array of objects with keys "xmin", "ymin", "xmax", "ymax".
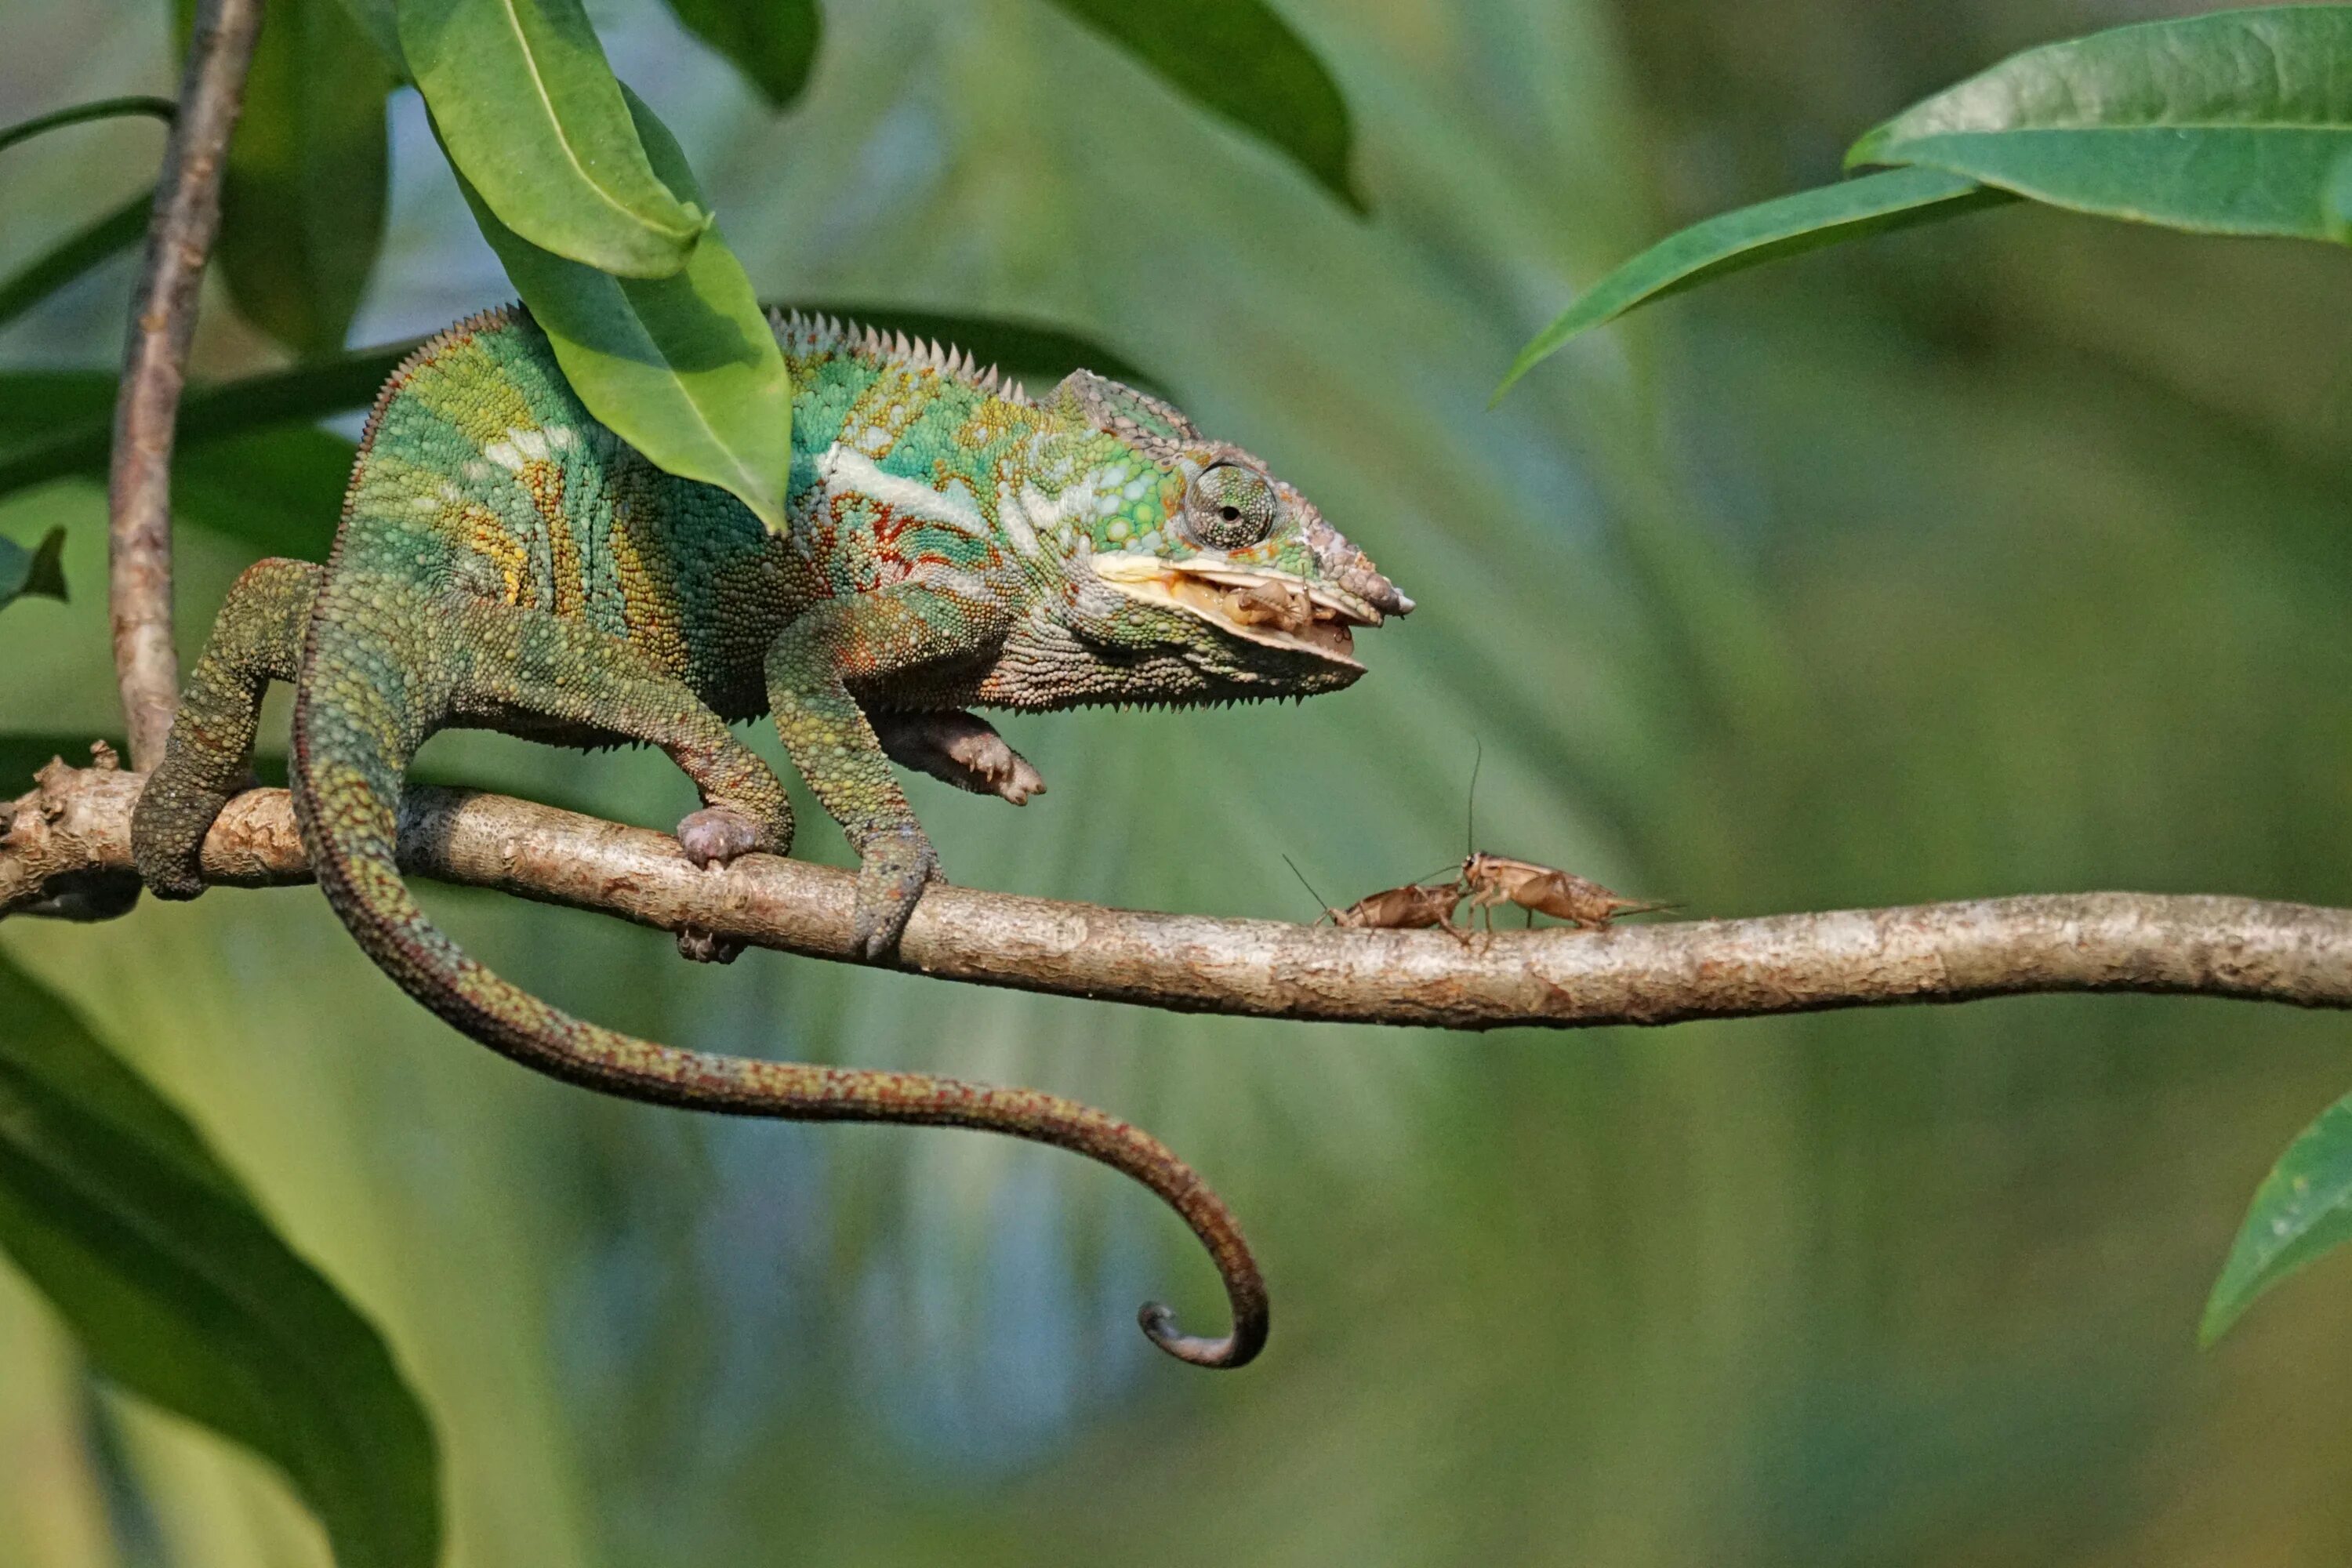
[{"xmin": 765, "ymin": 306, "xmax": 1033, "ymax": 406}]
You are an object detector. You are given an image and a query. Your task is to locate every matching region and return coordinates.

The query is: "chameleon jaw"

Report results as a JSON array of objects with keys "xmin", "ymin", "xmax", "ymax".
[{"xmin": 1089, "ymin": 553, "xmax": 1376, "ymax": 666}]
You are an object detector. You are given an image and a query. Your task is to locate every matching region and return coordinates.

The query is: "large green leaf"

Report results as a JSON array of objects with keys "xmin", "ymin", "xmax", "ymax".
[
  {"xmin": 332, "ymin": 0, "xmax": 405, "ymax": 73},
  {"xmin": 661, "ymin": 0, "xmax": 820, "ymax": 110},
  {"xmin": 1849, "ymin": 5, "xmax": 2352, "ymax": 241},
  {"xmin": 449, "ymin": 85, "xmax": 793, "ymax": 530},
  {"xmin": 2203, "ymin": 1090, "xmax": 2352, "ymax": 1343},
  {"xmin": 0, "ymin": 527, "xmax": 66, "ymax": 612},
  {"xmin": 1492, "ymin": 167, "xmax": 2009, "ymax": 397},
  {"xmin": 0, "ymin": 347, "xmax": 408, "ymax": 501},
  {"xmin": 176, "ymin": 426, "xmax": 359, "ymax": 559},
  {"xmin": 177, "ymin": 0, "xmax": 393, "ymax": 357},
  {"xmin": 400, "ymin": 0, "xmax": 708, "ymax": 277},
  {"xmin": 0, "ymin": 191, "xmax": 149, "ymax": 332},
  {"xmin": 1042, "ymin": 0, "xmax": 1363, "ymax": 212},
  {"xmin": 0, "ymin": 96, "xmax": 174, "ymax": 157},
  {"xmin": 0, "ymin": 954, "xmax": 441, "ymax": 1568}
]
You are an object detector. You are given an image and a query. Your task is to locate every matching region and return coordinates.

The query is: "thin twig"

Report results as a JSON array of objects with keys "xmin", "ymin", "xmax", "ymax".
[
  {"xmin": 107, "ymin": 0, "xmax": 264, "ymax": 770},
  {"xmin": 9, "ymin": 757, "xmax": 2352, "ymax": 1029}
]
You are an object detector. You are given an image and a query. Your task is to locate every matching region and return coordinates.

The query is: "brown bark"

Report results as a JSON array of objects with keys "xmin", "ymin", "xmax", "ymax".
[
  {"xmin": 9, "ymin": 753, "xmax": 2351, "ymax": 1029},
  {"xmin": 107, "ymin": 0, "xmax": 264, "ymax": 769}
]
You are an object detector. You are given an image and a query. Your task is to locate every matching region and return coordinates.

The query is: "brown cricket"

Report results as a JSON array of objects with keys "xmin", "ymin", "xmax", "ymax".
[{"xmin": 1460, "ymin": 851, "xmax": 1675, "ymax": 930}]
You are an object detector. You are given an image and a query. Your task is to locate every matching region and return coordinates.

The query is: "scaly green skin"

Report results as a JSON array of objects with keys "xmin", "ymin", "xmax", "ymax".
[{"xmin": 131, "ymin": 307, "xmax": 1409, "ymax": 1368}]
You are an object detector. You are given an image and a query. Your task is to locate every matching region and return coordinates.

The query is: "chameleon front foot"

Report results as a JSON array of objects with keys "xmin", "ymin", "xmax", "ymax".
[
  {"xmin": 873, "ymin": 710, "xmax": 1047, "ymax": 805},
  {"xmin": 851, "ymin": 826, "xmax": 938, "ymax": 960},
  {"xmin": 673, "ymin": 804, "xmax": 776, "ymax": 964}
]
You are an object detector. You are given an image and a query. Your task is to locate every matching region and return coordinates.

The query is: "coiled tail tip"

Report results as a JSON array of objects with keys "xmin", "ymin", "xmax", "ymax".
[{"xmin": 1138, "ymin": 1299, "xmax": 1269, "ymax": 1370}]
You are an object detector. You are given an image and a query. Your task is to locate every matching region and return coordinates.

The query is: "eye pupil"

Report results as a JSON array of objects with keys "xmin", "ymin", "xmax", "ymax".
[{"xmin": 1220, "ymin": 506, "xmax": 1241, "ymax": 521}]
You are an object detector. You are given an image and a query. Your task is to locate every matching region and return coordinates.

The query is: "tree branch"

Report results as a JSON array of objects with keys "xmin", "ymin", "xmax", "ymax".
[
  {"xmin": 9, "ymin": 755, "xmax": 2351, "ymax": 1029},
  {"xmin": 107, "ymin": 0, "xmax": 263, "ymax": 770}
]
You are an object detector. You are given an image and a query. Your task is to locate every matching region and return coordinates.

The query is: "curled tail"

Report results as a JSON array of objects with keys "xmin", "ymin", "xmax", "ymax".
[{"xmin": 289, "ymin": 604, "xmax": 1265, "ymax": 1369}]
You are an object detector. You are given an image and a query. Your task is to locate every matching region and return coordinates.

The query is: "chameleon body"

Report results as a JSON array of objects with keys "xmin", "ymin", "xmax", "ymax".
[{"xmin": 130, "ymin": 307, "xmax": 1407, "ymax": 1368}]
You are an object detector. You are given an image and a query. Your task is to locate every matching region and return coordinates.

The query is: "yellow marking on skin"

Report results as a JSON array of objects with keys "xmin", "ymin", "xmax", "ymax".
[
  {"xmin": 608, "ymin": 500, "xmax": 691, "ymax": 675},
  {"xmin": 521, "ymin": 459, "xmax": 582, "ymax": 617},
  {"xmin": 409, "ymin": 342, "xmax": 540, "ymax": 448},
  {"xmin": 455, "ymin": 501, "xmax": 530, "ymax": 605}
]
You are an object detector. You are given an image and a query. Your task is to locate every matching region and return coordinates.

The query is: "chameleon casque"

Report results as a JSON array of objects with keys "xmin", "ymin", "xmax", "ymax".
[{"xmin": 129, "ymin": 306, "xmax": 1409, "ymax": 1370}]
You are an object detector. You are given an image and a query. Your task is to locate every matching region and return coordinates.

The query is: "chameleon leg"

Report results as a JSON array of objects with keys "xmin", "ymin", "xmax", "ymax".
[
  {"xmin": 292, "ymin": 575, "xmax": 1265, "ymax": 1369},
  {"xmin": 764, "ymin": 584, "xmax": 1009, "ymax": 959},
  {"xmin": 872, "ymin": 709, "xmax": 1045, "ymax": 804},
  {"xmin": 441, "ymin": 599, "xmax": 795, "ymax": 962},
  {"xmin": 132, "ymin": 557, "xmax": 322, "ymax": 899}
]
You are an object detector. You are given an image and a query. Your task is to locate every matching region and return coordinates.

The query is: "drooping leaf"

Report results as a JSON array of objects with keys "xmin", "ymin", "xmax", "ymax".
[
  {"xmin": 176, "ymin": 426, "xmax": 359, "ymax": 559},
  {"xmin": 793, "ymin": 301, "xmax": 1156, "ymax": 390},
  {"xmin": 0, "ymin": 191, "xmax": 148, "ymax": 332},
  {"xmin": 0, "ymin": 96, "xmax": 174, "ymax": 158},
  {"xmin": 1493, "ymin": 168, "xmax": 2008, "ymax": 398},
  {"xmin": 0, "ymin": 371, "xmax": 114, "ymax": 469},
  {"xmin": 1849, "ymin": 5, "xmax": 2352, "ymax": 241},
  {"xmin": 2203, "ymin": 1089, "xmax": 2352, "ymax": 1343},
  {"xmin": 0, "ymin": 346, "xmax": 409, "ymax": 502},
  {"xmin": 176, "ymin": 0, "xmax": 393, "ymax": 358},
  {"xmin": 0, "ymin": 528, "xmax": 66, "ymax": 611},
  {"xmin": 448, "ymin": 85, "xmax": 793, "ymax": 530},
  {"xmin": 399, "ymin": 0, "xmax": 709, "ymax": 277},
  {"xmin": 661, "ymin": 0, "xmax": 820, "ymax": 110},
  {"xmin": 330, "ymin": 0, "xmax": 405, "ymax": 74},
  {"xmin": 1042, "ymin": 0, "xmax": 1363, "ymax": 211},
  {"xmin": 0, "ymin": 954, "xmax": 441, "ymax": 1568}
]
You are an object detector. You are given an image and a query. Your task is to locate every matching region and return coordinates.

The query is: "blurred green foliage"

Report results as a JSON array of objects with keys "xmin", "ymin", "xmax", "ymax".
[{"xmin": 5, "ymin": 0, "xmax": 2352, "ymax": 1564}]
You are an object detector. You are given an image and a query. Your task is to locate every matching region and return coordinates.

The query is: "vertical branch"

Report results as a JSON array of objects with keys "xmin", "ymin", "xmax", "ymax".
[{"xmin": 107, "ymin": 0, "xmax": 265, "ymax": 770}]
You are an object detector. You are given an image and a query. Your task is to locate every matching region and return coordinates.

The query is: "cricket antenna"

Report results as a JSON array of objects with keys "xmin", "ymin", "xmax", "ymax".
[
  {"xmin": 1465, "ymin": 737, "xmax": 1483, "ymax": 860},
  {"xmin": 1282, "ymin": 854, "xmax": 1333, "ymax": 919}
]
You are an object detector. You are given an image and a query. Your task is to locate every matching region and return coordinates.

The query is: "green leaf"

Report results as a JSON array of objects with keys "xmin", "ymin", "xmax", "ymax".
[
  {"xmin": 400, "ymin": 0, "xmax": 709, "ymax": 277},
  {"xmin": 0, "ymin": 345, "xmax": 411, "ymax": 502},
  {"xmin": 0, "ymin": 191, "xmax": 149, "ymax": 332},
  {"xmin": 177, "ymin": 0, "xmax": 393, "ymax": 358},
  {"xmin": 449, "ymin": 85, "xmax": 793, "ymax": 530},
  {"xmin": 176, "ymin": 426, "xmax": 359, "ymax": 559},
  {"xmin": 0, "ymin": 96, "xmax": 174, "ymax": 157},
  {"xmin": 1849, "ymin": 5, "xmax": 2352, "ymax": 241},
  {"xmin": 1042, "ymin": 0, "xmax": 1363, "ymax": 212},
  {"xmin": 331, "ymin": 0, "xmax": 405, "ymax": 74},
  {"xmin": 1493, "ymin": 168, "xmax": 2009, "ymax": 399},
  {"xmin": 794, "ymin": 302, "xmax": 1156, "ymax": 391},
  {"xmin": 0, "ymin": 954, "xmax": 441, "ymax": 1568},
  {"xmin": 2203, "ymin": 1089, "xmax": 2352, "ymax": 1343},
  {"xmin": 0, "ymin": 527, "xmax": 66, "ymax": 611},
  {"xmin": 661, "ymin": 0, "xmax": 820, "ymax": 110}
]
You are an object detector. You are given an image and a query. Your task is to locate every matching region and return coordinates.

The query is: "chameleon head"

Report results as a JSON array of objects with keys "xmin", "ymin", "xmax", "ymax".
[{"xmin": 1000, "ymin": 370, "xmax": 1410, "ymax": 707}]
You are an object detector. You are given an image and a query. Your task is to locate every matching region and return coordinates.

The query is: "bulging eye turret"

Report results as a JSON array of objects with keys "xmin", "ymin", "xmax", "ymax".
[{"xmin": 1183, "ymin": 463, "xmax": 1279, "ymax": 550}]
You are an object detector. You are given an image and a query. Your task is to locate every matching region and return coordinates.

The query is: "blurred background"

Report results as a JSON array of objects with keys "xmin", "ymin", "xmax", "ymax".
[{"xmin": 7, "ymin": 0, "xmax": 2352, "ymax": 1563}]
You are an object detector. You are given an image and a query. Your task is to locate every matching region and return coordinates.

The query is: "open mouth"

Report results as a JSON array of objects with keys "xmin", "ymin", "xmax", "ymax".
[{"xmin": 1091, "ymin": 554, "xmax": 1379, "ymax": 665}]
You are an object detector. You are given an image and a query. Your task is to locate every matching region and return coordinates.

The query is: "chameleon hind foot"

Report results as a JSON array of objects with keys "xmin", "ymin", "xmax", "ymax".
[
  {"xmin": 873, "ymin": 710, "xmax": 1047, "ymax": 805},
  {"xmin": 673, "ymin": 804, "xmax": 773, "ymax": 964},
  {"xmin": 851, "ymin": 826, "xmax": 938, "ymax": 960}
]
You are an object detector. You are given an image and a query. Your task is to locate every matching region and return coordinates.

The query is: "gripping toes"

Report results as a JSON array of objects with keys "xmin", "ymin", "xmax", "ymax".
[
  {"xmin": 673, "ymin": 804, "xmax": 780, "ymax": 964},
  {"xmin": 873, "ymin": 710, "xmax": 1047, "ymax": 805},
  {"xmin": 852, "ymin": 826, "xmax": 938, "ymax": 960}
]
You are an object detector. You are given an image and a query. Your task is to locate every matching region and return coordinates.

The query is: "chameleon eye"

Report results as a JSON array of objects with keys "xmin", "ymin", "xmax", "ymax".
[{"xmin": 1184, "ymin": 463, "xmax": 1279, "ymax": 550}]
